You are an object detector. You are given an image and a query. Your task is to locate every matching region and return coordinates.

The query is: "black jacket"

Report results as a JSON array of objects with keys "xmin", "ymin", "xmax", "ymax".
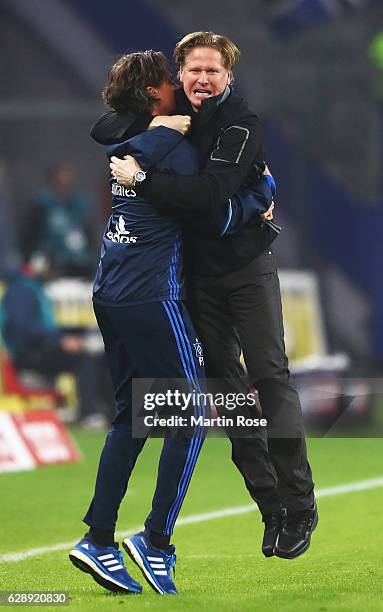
[{"xmin": 91, "ymin": 88, "xmax": 277, "ymax": 276}]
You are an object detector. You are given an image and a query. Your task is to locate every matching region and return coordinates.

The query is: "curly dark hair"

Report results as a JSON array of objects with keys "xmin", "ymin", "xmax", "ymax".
[{"xmin": 102, "ymin": 50, "xmax": 172, "ymax": 113}]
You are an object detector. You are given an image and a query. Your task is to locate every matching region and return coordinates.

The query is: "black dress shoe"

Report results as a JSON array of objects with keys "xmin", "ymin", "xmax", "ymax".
[
  {"xmin": 274, "ymin": 502, "xmax": 318, "ymax": 559},
  {"xmin": 262, "ymin": 510, "xmax": 282, "ymax": 557}
]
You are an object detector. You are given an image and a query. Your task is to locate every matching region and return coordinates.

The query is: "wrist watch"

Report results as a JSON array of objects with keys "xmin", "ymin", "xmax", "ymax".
[{"xmin": 133, "ymin": 169, "xmax": 147, "ymax": 186}]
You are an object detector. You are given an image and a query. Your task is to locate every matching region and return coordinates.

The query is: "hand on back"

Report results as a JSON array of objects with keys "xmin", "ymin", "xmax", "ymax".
[{"xmin": 149, "ymin": 115, "xmax": 191, "ymax": 135}]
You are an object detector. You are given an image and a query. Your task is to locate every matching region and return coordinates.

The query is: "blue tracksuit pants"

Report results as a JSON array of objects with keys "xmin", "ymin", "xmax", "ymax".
[{"xmin": 83, "ymin": 299, "xmax": 207, "ymax": 536}]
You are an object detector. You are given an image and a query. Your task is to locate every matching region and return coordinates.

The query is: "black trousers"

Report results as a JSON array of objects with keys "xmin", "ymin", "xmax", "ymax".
[{"xmin": 188, "ymin": 250, "xmax": 315, "ymax": 513}]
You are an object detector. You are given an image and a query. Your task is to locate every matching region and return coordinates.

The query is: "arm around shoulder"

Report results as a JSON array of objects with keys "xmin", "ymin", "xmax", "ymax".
[{"xmin": 143, "ymin": 114, "xmax": 264, "ymax": 213}]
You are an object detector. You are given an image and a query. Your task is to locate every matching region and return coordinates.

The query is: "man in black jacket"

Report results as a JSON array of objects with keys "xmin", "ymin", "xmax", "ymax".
[{"xmin": 103, "ymin": 31, "xmax": 317, "ymax": 560}]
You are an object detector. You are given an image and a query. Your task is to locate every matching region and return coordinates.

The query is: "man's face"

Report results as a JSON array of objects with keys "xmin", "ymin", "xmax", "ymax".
[
  {"xmin": 179, "ymin": 46, "xmax": 231, "ymax": 111},
  {"xmin": 53, "ymin": 166, "xmax": 76, "ymax": 195},
  {"xmin": 153, "ymin": 79, "xmax": 178, "ymax": 115}
]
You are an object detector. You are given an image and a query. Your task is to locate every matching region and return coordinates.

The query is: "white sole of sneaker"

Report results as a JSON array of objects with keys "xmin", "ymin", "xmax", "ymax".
[
  {"xmin": 122, "ymin": 539, "xmax": 165, "ymax": 595},
  {"xmin": 69, "ymin": 549, "xmax": 138, "ymax": 593}
]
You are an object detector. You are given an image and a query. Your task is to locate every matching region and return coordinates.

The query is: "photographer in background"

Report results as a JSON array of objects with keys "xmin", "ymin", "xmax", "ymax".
[{"xmin": 23, "ymin": 164, "xmax": 97, "ymax": 278}]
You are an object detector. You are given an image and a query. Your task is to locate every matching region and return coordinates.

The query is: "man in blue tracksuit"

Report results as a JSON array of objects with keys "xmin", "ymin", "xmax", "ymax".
[{"xmin": 70, "ymin": 51, "xmax": 276, "ymax": 596}]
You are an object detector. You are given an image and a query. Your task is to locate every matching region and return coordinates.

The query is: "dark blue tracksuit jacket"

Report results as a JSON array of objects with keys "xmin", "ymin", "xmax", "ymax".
[{"xmin": 92, "ymin": 126, "xmax": 275, "ymax": 307}]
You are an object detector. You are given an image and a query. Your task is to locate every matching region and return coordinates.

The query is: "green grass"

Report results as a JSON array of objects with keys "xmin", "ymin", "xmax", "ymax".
[{"xmin": 1, "ymin": 432, "xmax": 383, "ymax": 611}]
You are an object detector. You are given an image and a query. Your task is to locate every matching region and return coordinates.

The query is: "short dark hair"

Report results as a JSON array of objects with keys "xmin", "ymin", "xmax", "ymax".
[
  {"xmin": 102, "ymin": 51, "xmax": 172, "ymax": 113},
  {"xmin": 174, "ymin": 32, "xmax": 241, "ymax": 70}
]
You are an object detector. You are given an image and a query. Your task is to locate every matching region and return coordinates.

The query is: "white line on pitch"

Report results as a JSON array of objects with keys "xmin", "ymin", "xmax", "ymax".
[{"xmin": 1, "ymin": 475, "xmax": 383, "ymax": 564}]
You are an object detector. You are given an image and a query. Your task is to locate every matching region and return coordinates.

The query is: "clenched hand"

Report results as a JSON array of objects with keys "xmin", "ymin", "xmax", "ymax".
[{"xmin": 110, "ymin": 156, "xmax": 140, "ymax": 187}]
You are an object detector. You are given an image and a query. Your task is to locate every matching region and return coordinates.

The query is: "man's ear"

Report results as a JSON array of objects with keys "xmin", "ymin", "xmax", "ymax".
[
  {"xmin": 178, "ymin": 68, "xmax": 184, "ymax": 84},
  {"xmin": 227, "ymin": 71, "xmax": 233, "ymax": 85},
  {"xmin": 146, "ymin": 85, "xmax": 158, "ymax": 96}
]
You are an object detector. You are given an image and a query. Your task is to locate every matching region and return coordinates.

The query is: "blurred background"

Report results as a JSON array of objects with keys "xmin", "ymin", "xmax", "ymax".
[
  {"xmin": 1, "ymin": 0, "xmax": 383, "ymax": 462},
  {"xmin": 1, "ymin": 5, "xmax": 383, "ymax": 605}
]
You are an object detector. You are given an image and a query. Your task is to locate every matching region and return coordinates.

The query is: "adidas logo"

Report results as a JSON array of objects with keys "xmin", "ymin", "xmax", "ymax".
[
  {"xmin": 97, "ymin": 553, "xmax": 123, "ymax": 572},
  {"xmin": 106, "ymin": 215, "xmax": 138, "ymax": 244},
  {"xmin": 147, "ymin": 556, "xmax": 167, "ymax": 576}
]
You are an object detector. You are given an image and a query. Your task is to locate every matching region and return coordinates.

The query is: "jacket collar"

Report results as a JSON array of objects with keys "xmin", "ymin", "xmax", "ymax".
[{"xmin": 175, "ymin": 86, "xmax": 232, "ymax": 126}]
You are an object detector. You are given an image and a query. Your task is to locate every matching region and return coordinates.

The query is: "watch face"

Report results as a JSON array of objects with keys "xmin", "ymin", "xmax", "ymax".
[{"xmin": 135, "ymin": 170, "xmax": 146, "ymax": 182}]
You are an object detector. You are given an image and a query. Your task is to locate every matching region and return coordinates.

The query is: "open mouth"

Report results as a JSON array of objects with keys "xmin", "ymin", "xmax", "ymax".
[{"xmin": 193, "ymin": 89, "xmax": 212, "ymax": 98}]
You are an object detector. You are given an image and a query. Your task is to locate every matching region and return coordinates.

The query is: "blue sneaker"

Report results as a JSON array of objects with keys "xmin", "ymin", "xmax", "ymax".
[
  {"xmin": 69, "ymin": 536, "xmax": 142, "ymax": 594},
  {"xmin": 122, "ymin": 533, "xmax": 178, "ymax": 595}
]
